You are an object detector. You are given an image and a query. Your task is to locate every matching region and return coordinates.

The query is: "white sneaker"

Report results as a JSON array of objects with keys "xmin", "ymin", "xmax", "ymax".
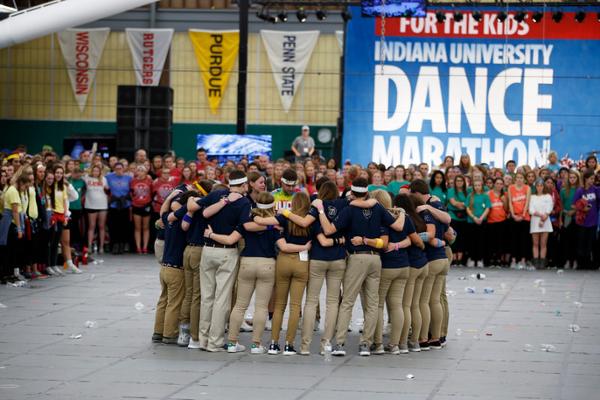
[
  {"xmin": 45, "ymin": 267, "xmax": 57, "ymax": 276},
  {"xmin": 227, "ymin": 342, "xmax": 246, "ymax": 353},
  {"xmin": 52, "ymin": 266, "xmax": 65, "ymax": 276},
  {"xmin": 466, "ymin": 259, "xmax": 475, "ymax": 268},
  {"xmin": 373, "ymin": 344, "xmax": 385, "ymax": 355},
  {"xmin": 14, "ymin": 268, "xmax": 27, "ymax": 282},
  {"xmin": 178, "ymin": 324, "xmax": 190, "ymax": 347},
  {"xmin": 264, "ymin": 319, "xmax": 272, "ymax": 331},
  {"xmin": 66, "ymin": 261, "xmax": 82, "ymax": 274},
  {"xmin": 188, "ymin": 339, "xmax": 202, "ymax": 349},
  {"xmin": 250, "ymin": 344, "xmax": 266, "ymax": 354},
  {"xmin": 476, "ymin": 261, "xmax": 484, "ymax": 268},
  {"xmin": 240, "ymin": 321, "xmax": 253, "ymax": 332},
  {"xmin": 510, "ymin": 261, "xmax": 517, "ymax": 269}
]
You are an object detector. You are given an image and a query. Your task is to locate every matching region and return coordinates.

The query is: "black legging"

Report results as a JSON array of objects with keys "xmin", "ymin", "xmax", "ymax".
[
  {"xmin": 577, "ymin": 225, "xmax": 597, "ymax": 270},
  {"xmin": 68, "ymin": 209, "xmax": 85, "ymax": 251},
  {"xmin": 560, "ymin": 222, "xmax": 578, "ymax": 266},
  {"xmin": 511, "ymin": 220, "xmax": 531, "ymax": 261},
  {"xmin": 486, "ymin": 221, "xmax": 506, "ymax": 263},
  {"xmin": 108, "ymin": 208, "xmax": 130, "ymax": 246},
  {"xmin": 450, "ymin": 219, "xmax": 468, "ymax": 256},
  {"xmin": 468, "ymin": 222, "xmax": 486, "ymax": 263},
  {"xmin": 48, "ymin": 223, "xmax": 64, "ymax": 267}
]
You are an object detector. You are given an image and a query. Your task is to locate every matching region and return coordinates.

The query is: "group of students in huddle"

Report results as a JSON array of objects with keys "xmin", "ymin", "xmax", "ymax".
[{"xmin": 153, "ymin": 168, "xmax": 455, "ymax": 357}]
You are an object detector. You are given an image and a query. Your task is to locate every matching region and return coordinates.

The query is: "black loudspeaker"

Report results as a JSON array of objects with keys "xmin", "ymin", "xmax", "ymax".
[{"xmin": 116, "ymin": 86, "xmax": 173, "ymax": 158}]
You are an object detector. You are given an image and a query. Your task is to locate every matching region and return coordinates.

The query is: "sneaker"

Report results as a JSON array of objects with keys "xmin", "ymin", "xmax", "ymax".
[
  {"xmin": 476, "ymin": 260, "xmax": 484, "ymax": 268},
  {"xmin": 466, "ymin": 259, "xmax": 475, "ymax": 267},
  {"xmin": 151, "ymin": 333, "xmax": 163, "ymax": 343},
  {"xmin": 178, "ymin": 332, "xmax": 191, "ymax": 347},
  {"xmin": 440, "ymin": 336, "xmax": 447, "ymax": 348},
  {"xmin": 240, "ymin": 321, "xmax": 253, "ymax": 332},
  {"xmin": 267, "ymin": 343, "xmax": 280, "ymax": 355},
  {"xmin": 408, "ymin": 341, "xmax": 421, "ymax": 352},
  {"xmin": 250, "ymin": 343, "xmax": 266, "ymax": 354},
  {"xmin": 359, "ymin": 342, "xmax": 371, "ymax": 356},
  {"xmin": 188, "ymin": 339, "xmax": 202, "ymax": 349},
  {"xmin": 372, "ymin": 344, "xmax": 385, "ymax": 355},
  {"xmin": 419, "ymin": 341, "xmax": 430, "ymax": 351},
  {"xmin": 206, "ymin": 346, "xmax": 225, "ymax": 352},
  {"xmin": 386, "ymin": 345, "xmax": 400, "ymax": 355},
  {"xmin": 299, "ymin": 349, "xmax": 310, "ymax": 356},
  {"xmin": 332, "ymin": 343, "xmax": 346, "ymax": 356},
  {"xmin": 227, "ymin": 342, "xmax": 246, "ymax": 353},
  {"xmin": 398, "ymin": 343, "xmax": 409, "ymax": 354},
  {"xmin": 283, "ymin": 343, "xmax": 297, "ymax": 356},
  {"xmin": 162, "ymin": 336, "xmax": 178, "ymax": 345},
  {"xmin": 51, "ymin": 266, "xmax": 65, "ymax": 276},
  {"xmin": 44, "ymin": 267, "xmax": 56, "ymax": 276},
  {"xmin": 14, "ymin": 269, "xmax": 27, "ymax": 282},
  {"xmin": 68, "ymin": 263, "xmax": 83, "ymax": 274},
  {"xmin": 264, "ymin": 319, "xmax": 272, "ymax": 331},
  {"xmin": 429, "ymin": 340, "xmax": 442, "ymax": 350}
]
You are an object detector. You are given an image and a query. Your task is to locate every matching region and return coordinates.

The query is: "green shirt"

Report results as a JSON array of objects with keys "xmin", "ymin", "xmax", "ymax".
[
  {"xmin": 560, "ymin": 187, "xmax": 576, "ymax": 215},
  {"xmin": 68, "ymin": 178, "xmax": 85, "ymax": 210},
  {"xmin": 387, "ymin": 180, "xmax": 410, "ymax": 195},
  {"xmin": 430, "ymin": 186, "xmax": 447, "ymax": 206},
  {"xmin": 368, "ymin": 184, "xmax": 388, "ymax": 192},
  {"xmin": 447, "ymin": 187, "xmax": 470, "ymax": 221},
  {"xmin": 467, "ymin": 192, "xmax": 491, "ymax": 223}
]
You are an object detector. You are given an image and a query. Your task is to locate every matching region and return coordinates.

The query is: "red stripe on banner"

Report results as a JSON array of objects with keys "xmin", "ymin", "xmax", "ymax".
[{"xmin": 375, "ymin": 11, "xmax": 600, "ymax": 40}]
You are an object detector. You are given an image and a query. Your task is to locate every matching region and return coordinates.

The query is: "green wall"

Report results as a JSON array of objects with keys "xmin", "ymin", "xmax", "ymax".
[{"xmin": 0, "ymin": 119, "xmax": 336, "ymax": 160}]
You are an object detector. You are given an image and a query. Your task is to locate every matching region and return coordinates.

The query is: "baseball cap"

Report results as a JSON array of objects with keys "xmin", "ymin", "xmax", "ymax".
[{"xmin": 302, "ymin": 125, "xmax": 310, "ymax": 131}]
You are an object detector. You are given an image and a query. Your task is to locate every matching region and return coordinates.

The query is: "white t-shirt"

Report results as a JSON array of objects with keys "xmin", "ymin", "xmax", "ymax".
[{"xmin": 83, "ymin": 176, "xmax": 108, "ymax": 210}]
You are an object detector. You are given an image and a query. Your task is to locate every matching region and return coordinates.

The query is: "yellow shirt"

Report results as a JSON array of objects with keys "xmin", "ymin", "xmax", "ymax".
[
  {"xmin": 3, "ymin": 186, "xmax": 23, "ymax": 225},
  {"xmin": 25, "ymin": 186, "xmax": 38, "ymax": 220},
  {"xmin": 54, "ymin": 188, "xmax": 66, "ymax": 214}
]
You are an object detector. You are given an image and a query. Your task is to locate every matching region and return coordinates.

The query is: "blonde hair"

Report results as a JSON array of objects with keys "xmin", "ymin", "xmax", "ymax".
[
  {"xmin": 251, "ymin": 192, "xmax": 275, "ymax": 218},
  {"xmin": 371, "ymin": 189, "xmax": 403, "ymax": 218},
  {"xmin": 289, "ymin": 192, "xmax": 310, "ymax": 237}
]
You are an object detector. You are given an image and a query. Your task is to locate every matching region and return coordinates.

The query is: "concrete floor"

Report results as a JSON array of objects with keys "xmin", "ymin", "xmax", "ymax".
[{"xmin": 0, "ymin": 255, "xmax": 598, "ymax": 400}]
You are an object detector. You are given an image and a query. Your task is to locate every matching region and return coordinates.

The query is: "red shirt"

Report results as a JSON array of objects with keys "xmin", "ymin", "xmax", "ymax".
[
  {"xmin": 130, "ymin": 177, "xmax": 153, "ymax": 208},
  {"xmin": 487, "ymin": 190, "xmax": 507, "ymax": 223},
  {"xmin": 152, "ymin": 177, "xmax": 177, "ymax": 213}
]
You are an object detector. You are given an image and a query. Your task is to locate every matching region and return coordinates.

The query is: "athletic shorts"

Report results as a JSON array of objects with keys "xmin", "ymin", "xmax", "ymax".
[{"xmin": 132, "ymin": 205, "xmax": 152, "ymax": 217}]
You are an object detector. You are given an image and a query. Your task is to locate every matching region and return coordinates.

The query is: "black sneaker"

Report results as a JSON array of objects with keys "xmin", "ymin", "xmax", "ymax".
[
  {"xmin": 268, "ymin": 343, "xmax": 281, "ymax": 355},
  {"xmin": 429, "ymin": 340, "xmax": 442, "ymax": 350},
  {"xmin": 419, "ymin": 341, "xmax": 430, "ymax": 351},
  {"xmin": 440, "ymin": 336, "xmax": 447, "ymax": 348},
  {"xmin": 359, "ymin": 342, "xmax": 371, "ymax": 356},
  {"xmin": 283, "ymin": 343, "xmax": 297, "ymax": 356},
  {"xmin": 332, "ymin": 343, "xmax": 346, "ymax": 356},
  {"xmin": 162, "ymin": 336, "xmax": 178, "ymax": 345},
  {"xmin": 151, "ymin": 333, "xmax": 163, "ymax": 343}
]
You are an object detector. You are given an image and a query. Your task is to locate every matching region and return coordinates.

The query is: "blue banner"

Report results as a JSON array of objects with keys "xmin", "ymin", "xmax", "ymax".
[{"xmin": 342, "ymin": 6, "xmax": 600, "ymax": 168}]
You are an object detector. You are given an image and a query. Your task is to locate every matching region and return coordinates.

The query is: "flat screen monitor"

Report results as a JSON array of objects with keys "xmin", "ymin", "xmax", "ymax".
[
  {"xmin": 196, "ymin": 134, "xmax": 272, "ymax": 163},
  {"xmin": 361, "ymin": 0, "xmax": 427, "ymax": 17}
]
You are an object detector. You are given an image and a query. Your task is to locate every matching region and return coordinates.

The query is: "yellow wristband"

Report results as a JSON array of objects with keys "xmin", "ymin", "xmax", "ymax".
[
  {"xmin": 282, "ymin": 209, "xmax": 291, "ymax": 218},
  {"xmin": 375, "ymin": 238, "xmax": 384, "ymax": 249}
]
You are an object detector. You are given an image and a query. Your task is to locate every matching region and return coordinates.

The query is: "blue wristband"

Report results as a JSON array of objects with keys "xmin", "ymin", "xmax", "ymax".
[{"xmin": 182, "ymin": 214, "xmax": 193, "ymax": 224}]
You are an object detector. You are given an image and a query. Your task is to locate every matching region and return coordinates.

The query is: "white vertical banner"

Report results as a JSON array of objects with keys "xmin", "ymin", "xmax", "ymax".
[
  {"xmin": 57, "ymin": 28, "xmax": 110, "ymax": 112},
  {"xmin": 260, "ymin": 30, "xmax": 319, "ymax": 113},
  {"xmin": 335, "ymin": 30, "xmax": 344, "ymax": 52},
  {"xmin": 126, "ymin": 28, "xmax": 173, "ymax": 86}
]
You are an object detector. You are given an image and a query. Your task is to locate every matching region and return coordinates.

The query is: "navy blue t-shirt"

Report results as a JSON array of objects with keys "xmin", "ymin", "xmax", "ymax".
[
  {"xmin": 238, "ymin": 223, "xmax": 281, "ymax": 258},
  {"xmin": 276, "ymin": 215, "xmax": 311, "ymax": 246},
  {"xmin": 186, "ymin": 208, "xmax": 206, "ymax": 246},
  {"xmin": 420, "ymin": 200, "xmax": 449, "ymax": 261},
  {"xmin": 333, "ymin": 203, "xmax": 396, "ymax": 253},
  {"xmin": 381, "ymin": 215, "xmax": 415, "ymax": 268},
  {"xmin": 407, "ymin": 244, "xmax": 428, "ymax": 268},
  {"xmin": 308, "ymin": 198, "xmax": 349, "ymax": 261},
  {"xmin": 197, "ymin": 189, "xmax": 251, "ymax": 246},
  {"xmin": 161, "ymin": 209, "xmax": 188, "ymax": 267}
]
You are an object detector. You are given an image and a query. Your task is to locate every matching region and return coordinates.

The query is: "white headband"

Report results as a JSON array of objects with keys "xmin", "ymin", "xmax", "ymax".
[
  {"xmin": 281, "ymin": 177, "xmax": 297, "ymax": 185},
  {"xmin": 351, "ymin": 185, "xmax": 368, "ymax": 193},
  {"xmin": 256, "ymin": 202, "xmax": 275, "ymax": 209},
  {"xmin": 229, "ymin": 177, "xmax": 248, "ymax": 186}
]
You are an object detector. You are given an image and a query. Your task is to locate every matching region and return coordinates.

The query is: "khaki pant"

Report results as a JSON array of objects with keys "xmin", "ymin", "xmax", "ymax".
[
  {"xmin": 335, "ymin": 254, "xmax": 381, "ymax": 346},
  {"xmin": 272, "ymin": 252, "xmax": 309, "ymax": 344},
  {"xmin": 400, "ymin": 267, "xmax": 425, "ymax": 346},
  {"xmin": 409, "ymin": 264, "xmax": 429, "ymax": 344},
  {"xmin": 154, "ymin": 239, "xmax": 164, "ymax": 264},
  {"xmin": 179, "ymin": 245, "xmax": 202, "ymax": 341},
  {"xmin": 442, "ymin": 246, "xmax": 453, "ymax": 338},
  {"xmin": 199, "ymin": 247, "xmax": 239, "ymax": 351},
  {"xmin": 228, "ymin": 257, "xmax": 275, "ymax": 344},
  {"xmin": 419, "ymin": 258, "xmax": 450, "ymax": 341},
  {"xmin": 300, "ymin": 259, "xmax": 346, "ymax": 353},
  {"xmin": 153, "ymin": 266, "xmax": 185, "ymax": 338},
  {"xmin": 375, "ymin": 268, "xmax": 409, "ymax": 346}
]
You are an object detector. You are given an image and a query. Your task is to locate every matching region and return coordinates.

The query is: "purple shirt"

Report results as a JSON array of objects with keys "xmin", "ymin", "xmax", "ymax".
[{"xmin": 573, "ymin": 186, "xmax": 600, "ymax": 227}]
